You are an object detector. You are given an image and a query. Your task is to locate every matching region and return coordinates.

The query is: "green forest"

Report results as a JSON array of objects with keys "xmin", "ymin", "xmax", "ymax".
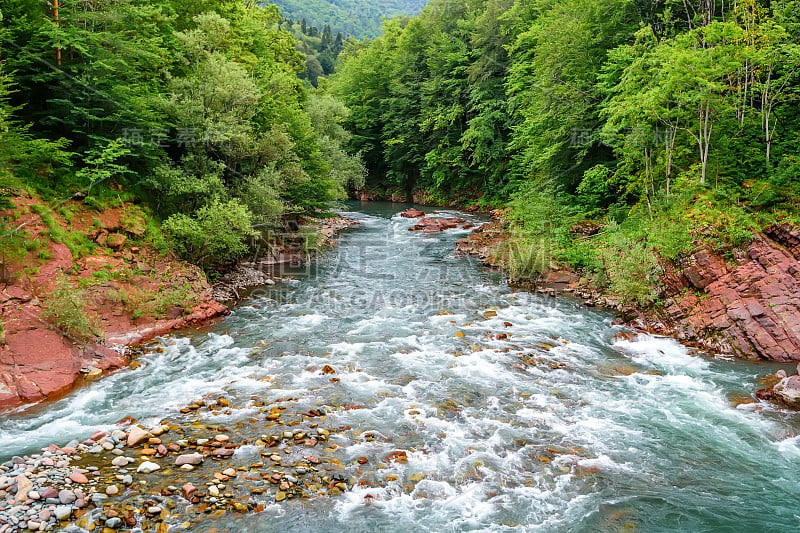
[
  {"xmin": 268, "ymin": 0, "xmax": 427, "ymax": 38},
  {"xmin": 331, "ymin": 0, "xmax": 800, "ymax": 305},
  {"xmin": 282, "ymin": 18, "xmax": 346, "ymax": 87},
  {"xmin": 2, "ymin": 0, "xmax": 800, "ymax": 308},
  {"xmin": 0, "ymin": 0, "xmax": 365, "ymax": 270}
]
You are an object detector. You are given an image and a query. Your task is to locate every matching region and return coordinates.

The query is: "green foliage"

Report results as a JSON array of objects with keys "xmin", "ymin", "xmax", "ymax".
[
  {"xmin": 329, "ymin": 0, "xmax": 800, "ymax": 308},
  {"xmin": 75, "ymin": 139, "xmax": 133, "ymax": 195},
  {"xmin": 0, "ymin": 221, "xmax": 27, "ymax": 283},
  {"xmin": 273, "ymin": 0, "xmax": 427, "ymax": 39},
  {"xmin": 163, "ymin": 199, "xmax": 256, "ymax": 269},
  {"xmin": 41, "ymin": 277, "xmax": 103, "ymax": 342},
  {"xmin": 0, "ymin": 0, "xmax": 370, "ymax": 270},
  {"xmin": 110, "ymin": 282, "xmax": 197, "ymax": 320},
  {"xmin": 599, "ymin": 229, "xmax": 661, "ymax": 307}
]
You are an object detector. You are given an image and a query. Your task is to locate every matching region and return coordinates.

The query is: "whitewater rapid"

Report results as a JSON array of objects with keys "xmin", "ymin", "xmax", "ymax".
[{"xmin": 3, "ymin": 203, "xmax": 799, "ymax": 532}]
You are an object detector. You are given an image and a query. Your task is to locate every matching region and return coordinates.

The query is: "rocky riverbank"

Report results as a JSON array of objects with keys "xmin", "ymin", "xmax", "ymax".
[
  {"xmin": 0, "ymin": 392, "xmax": 357, "ymax": 532},
  {"xmin": 455, "ymin": 212, "xmax": 800, "ymax": 406},
  {"xmin": 0, "ymin": 199, "xmax": 357, "ymax": 411},
  {"xmin": 212, "ymin": 214, "xmax": 361, "ymax": 302},
  {"xmin": 0, "ymin": 195, "xmax": 230, "ymax": 410}
]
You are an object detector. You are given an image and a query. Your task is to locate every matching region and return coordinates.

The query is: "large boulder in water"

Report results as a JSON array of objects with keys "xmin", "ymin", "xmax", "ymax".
[
  {"xmin": 408, "ymin": 217, "xmax": 469, "ymax": 233},
  {"xmin": 401, "ymin": 208, "xmax": 426, "ymax": 218},
  {"xmin": 773, "ymin": 375, "xmax": 800, "ymax": 407}
]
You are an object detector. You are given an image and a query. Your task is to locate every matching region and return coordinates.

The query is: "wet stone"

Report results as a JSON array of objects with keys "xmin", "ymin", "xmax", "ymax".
[
  {"xmin": 137, "ymin": 462, "xmax": 160, "ymax": 474},
  {"xmin": 53, "ymin": 506, "xmax": 72, "ymax": 521},
  {"xmin": 58, "ymin": 490, "xmax": 76, "ymax": 505},
  {"xmin": 175, "ymin": 454, "xmax": 204, "ymax": 466}
]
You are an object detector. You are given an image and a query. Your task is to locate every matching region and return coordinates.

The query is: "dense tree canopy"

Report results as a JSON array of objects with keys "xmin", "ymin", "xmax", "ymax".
[
  {"xmin": 0, "ymin": 0, "xmax": 366, "ymax": 269},
  {"xmin": 332, "ymin": 0, "xmax": 800, "ymax": 302},
  {"xmin": 269, "ymin": 0, "xmax": 427, "ymax": 39}
]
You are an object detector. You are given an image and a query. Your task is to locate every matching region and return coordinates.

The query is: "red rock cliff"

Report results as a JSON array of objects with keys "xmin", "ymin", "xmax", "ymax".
[{"xmin": 658, "ymin": 224, "xmax": 800, "ymax": 362}]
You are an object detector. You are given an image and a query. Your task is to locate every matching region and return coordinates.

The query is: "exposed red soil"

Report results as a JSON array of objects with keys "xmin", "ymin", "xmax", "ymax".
[{"xmin": 0, "ymin": 196, "xmax": 228, "ymax": 410}]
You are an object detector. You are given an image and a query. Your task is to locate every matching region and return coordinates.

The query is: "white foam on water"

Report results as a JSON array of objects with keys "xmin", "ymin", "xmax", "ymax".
[
  {"xmin": 613, "ymin": 334, "xmax": 710, "ymax": 374},
  {"xmin": 773, "ymin": 435, "xmax": 800, "ymax": 457},
  {"xmin": 281, "ymin": 313, "xmax": 329, "ymax": 330},
  {"xmin": 327, "ymin": 341, "xmax": 370, "ymax": 356},
  {"xmin": 346, "ymin": 318, "xmax": 416, "ymax": 338},
  {"xmin": 7, "ymin": 207, "xmax": 800, "ymax": 532}
]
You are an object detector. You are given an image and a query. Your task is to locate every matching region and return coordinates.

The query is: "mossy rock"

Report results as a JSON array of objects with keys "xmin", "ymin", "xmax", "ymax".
[{"xmin": 106, "ymin": 233, "xmax": 127, "ymax": 250}]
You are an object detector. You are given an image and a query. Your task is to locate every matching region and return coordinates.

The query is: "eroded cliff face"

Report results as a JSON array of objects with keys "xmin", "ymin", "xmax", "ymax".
[{"xmin": 657, "ymin": 224, "xmax": 800, "ymax": 361}]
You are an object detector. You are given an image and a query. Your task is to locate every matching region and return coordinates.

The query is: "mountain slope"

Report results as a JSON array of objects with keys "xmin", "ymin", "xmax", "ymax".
[{"xmin": 269, "ymin": 0, "xmax": 428, "ymax": 38}]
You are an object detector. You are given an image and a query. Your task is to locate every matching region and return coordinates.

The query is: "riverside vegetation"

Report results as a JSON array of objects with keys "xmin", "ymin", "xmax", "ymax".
[
  {"xmin": 0, "ymin": 0, "xmax": 367, "ymax": 270},
  {"xmin": 0, "ymin": 0, "xmax": 367, "ymax": 376},
  {"xmin": 1, "ymin": 0, "xmax": 800, "ymax": 394},
  {"xmin": 331, "ymin": 0, "xmax": 800, "ymax": 310},
  {"xmin": 5, "ymin": 1, "xmax": 800, "ymax": 530}
]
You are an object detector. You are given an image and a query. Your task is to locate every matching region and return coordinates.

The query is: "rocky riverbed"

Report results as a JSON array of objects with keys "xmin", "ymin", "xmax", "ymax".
[
  {"xmin": 0, "ymin": 391, "xmax": 363, "ymax": 532},
  {"xmin": 5, "ymin": 204, "xmax": 800, "ymax": 531}
]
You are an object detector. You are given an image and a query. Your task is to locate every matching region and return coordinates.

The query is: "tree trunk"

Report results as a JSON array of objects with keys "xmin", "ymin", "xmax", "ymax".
[
  {"xmin": 54, "ymin": 0, "xmax": 62, "ymax": 66},
  {"xmin": 664, "ymin": 124, "xmax": 678, "ymax": 197},
  {"xmin": 698, "ymin": 100, "xmax": 712, "ymax": 186}
]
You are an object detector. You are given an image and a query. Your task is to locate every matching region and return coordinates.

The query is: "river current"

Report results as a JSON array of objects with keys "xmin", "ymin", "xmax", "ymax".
[{"xmin": 2, "ymin": 202, "xmax": 800, "ymax": 532}]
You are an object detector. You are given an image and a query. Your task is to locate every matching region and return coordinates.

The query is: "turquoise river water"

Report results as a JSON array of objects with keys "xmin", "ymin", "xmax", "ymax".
[{"xmin": 2, "ymin": 202, "xmax": 800, "ymax": 532}]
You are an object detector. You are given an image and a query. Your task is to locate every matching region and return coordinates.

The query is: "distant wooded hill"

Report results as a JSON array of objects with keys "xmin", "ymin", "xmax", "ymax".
[{"xmin": 268, "ymin": 0, "xmax": 428, "ymax": 38}]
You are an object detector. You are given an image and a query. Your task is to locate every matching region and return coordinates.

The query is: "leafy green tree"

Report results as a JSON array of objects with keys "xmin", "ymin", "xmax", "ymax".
[{"xmin": 163, "ymin": 199, "xmax": 256, "ymax": 269}]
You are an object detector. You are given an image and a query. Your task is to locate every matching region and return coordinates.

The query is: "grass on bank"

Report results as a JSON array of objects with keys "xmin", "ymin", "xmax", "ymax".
[
  {"xmin": 502, "ymin": 182, "xmax": 773, "ymax": 307},
  {"xmin": 109, "ymin": 283, "xmax": 198, "ymax": 321},
  {"xmin": 41, "ymin": 276, "xmax": 103, "ymax": 342}
]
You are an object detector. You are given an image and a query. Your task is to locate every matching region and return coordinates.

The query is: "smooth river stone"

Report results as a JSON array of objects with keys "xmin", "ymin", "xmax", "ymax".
[
  {"xmin": 126, "ymin": 427, "xmax": 150, "ymax": 447},
  {"xmin": 58, "ymin": 490, "xmax": 76, "ymax": 504},
  {"xmin": 53, "ymin": 506, "xmax": 72, "ymax": 521},
  {"xmin": 111, "ymin": 457, "xmax": 130, "ymax": 467},
  {"xmin": 175, "ymin": 454, "xmax": 204, "ymax": 466},
  {"xmin": 40, "ymin": 488, "xmax": 58, "ymax": 499},
  {"xmin": 14, "ymin": 476, "xmax": 32, "ymax": 503},
  {"xmin": 68, "ymin": 472, "xmax": 88, "ymax": 484},
  {"xmin": 181, "ymin": 484, "xmax": 196, "ymax": 500},
  {"xmin": 136, "ymin": 462, "xmax": 160, "ymax": 474},
  {"xmin": 213, "ymin": 449, "xmax": 234, "ymax": 457}
]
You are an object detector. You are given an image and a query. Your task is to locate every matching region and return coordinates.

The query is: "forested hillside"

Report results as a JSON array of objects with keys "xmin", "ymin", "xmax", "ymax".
[
  {"xmin": 332, "ymin": 0, "xmax": 800, "ymax": 305},
  {"xmin": 269, "ymin": 0, "xmax": 428, "ymax": 38},
  {"xmin": 283, "ymin": 19, "xmax": 346, "ymax": 87},
  {"xmin": 0, "ymin": 0, "xmax": 365, "ymax": 271}
]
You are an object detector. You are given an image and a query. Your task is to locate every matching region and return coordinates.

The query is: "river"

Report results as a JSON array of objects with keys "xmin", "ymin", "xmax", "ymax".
[{"xmin": 2, "ymin": 202, "xmax": 800, "ymax": 532}]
